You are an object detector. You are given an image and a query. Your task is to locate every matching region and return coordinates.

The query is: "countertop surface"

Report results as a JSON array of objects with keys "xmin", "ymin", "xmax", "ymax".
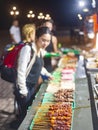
[{"xmin": 18, "ymin": 62, "xmax": 95, "ymax": 130}]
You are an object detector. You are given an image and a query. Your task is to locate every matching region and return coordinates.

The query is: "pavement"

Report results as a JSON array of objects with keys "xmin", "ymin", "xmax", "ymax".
[
  {"xmin": 0, "ymin": 75, "xmax": 17, "ymax": 130},
  {"xmin": 0, "ymin": 31, "xmax": 17, "ymax": 130}
]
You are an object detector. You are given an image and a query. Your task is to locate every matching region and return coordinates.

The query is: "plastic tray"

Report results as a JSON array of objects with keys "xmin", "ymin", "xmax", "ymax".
[{"xmin": 29, "ymin": 91, "xmax": 75, "ymax": 130}]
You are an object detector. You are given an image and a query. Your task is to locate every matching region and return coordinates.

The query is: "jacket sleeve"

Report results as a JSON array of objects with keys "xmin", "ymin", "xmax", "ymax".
[
  {"xmin": 17, "ymin": 45, "xmax": 31, "ymax": 95},
  {"xmin": 41, "ymin": 67, "xmax": 52, "ymax": 77}
]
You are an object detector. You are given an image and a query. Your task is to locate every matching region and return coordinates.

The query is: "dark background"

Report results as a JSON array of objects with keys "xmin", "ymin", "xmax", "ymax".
[{"xmin": 0, "ymin": 0, "xmax": 97, "ymax": 30}]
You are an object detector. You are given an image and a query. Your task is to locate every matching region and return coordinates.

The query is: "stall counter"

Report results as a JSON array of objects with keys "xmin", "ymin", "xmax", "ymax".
[
  {"xmin": 18, "ymin": 55, "xmax": 95, "ymax": 130},
  {"xmin": 18, "ymin": 78, "xmax": 94, "ymax": 130}
]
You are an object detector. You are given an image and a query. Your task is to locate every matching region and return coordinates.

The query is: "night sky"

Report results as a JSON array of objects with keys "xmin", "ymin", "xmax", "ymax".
[{"xmin": 0, "ymin": 0, "xmax": 96, "ymax": 30}]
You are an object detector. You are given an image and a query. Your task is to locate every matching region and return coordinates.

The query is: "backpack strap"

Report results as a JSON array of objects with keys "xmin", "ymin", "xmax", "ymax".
[
  {"xmin": 17, "ymin": 42, "xmax": 37, "ymax": 78},
  {"xmin": 25, "ymin": 43, "xmax": 37, "ymax": 78},
  {"xmin": 26, "ymin": 51, "xmax": 36, "ymax": 77},
  {"xmin": 25, "ymin": 42, "xmax": 34, "ymax": 62}
]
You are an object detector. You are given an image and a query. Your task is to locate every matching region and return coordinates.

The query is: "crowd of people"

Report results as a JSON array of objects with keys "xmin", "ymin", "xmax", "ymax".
[{"xmin": 6, "ymin": 19, "xmax": 60, "ymax": 129}]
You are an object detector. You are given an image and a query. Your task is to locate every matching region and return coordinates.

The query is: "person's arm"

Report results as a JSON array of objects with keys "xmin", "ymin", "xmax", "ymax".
[
  {"xmin": 10, "ymin": 34, "xmax": 17, "ymax": 43},
  {"xmin": 17, "ymin": 45, "xmax": 31, "ymax": 96},
  {"xmin": 41, "ymin": 67, "xmax": 53, "ymax": 80},
  {"xmin": 52, "ymin": 35, "xmax": 58, "ymax": 53}
]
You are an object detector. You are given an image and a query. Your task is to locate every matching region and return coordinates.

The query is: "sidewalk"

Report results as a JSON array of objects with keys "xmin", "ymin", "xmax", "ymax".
[
  {"xmin": 0, "ymin": 30, "xmax": 18, "ymax": 130},
  {"xmin": 0, "ymin": 76, "xmax": 16, "ymax": 130}
]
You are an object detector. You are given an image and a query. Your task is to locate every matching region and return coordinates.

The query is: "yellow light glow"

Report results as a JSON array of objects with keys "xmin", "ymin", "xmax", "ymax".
[
  {"xmin": 42, "ymin": 16, "xmax": 45, "ymax": 19},
  {"xmin": 83, "ymin": 8, "xmax": 89, "ymax": 12},
  {"xmin": 29, "ymin": 10, "xmax": 33, "ymax": 14},
  {"xmin": 27, "ymin": 14, "xmax": 30, "ymax": 18},
  {"xmin": 46, "ymin": 14, "xmax": 50, "ymax": 17},
  {"xmin": 13, "ymin": 6, "xmax": 16, "ymax": 10},
  {"xmin": 78, "ymin": 14, "xmax": 81, "ymax": 17},
  {"xmin": 31, "ymin": 14, "xmax": 35, "ymax": 18},
  {"xmin": 39, "ymin": 13, "xmax": 43, "ymax": 16},
  {"xmin": 10, "ymin": 11, "xmax": 14, "ymax": 15},
  {"xmin": 15, "ymin": 11, "xmax": 19, "ymax": 15},
  {"xmin": 38, "ymin": 16, "xmax": 41, "ymax": 19},
  {"xmin": 79, "ymin": 16, "xmax": 82, "ymax": 20},
  {"xmin": 48, "ymin": 16, "xmax": 51, "ymax": 20},
  {"xmin": 79, "ymin": 1, "xmax": 85, "ymax": 7}
]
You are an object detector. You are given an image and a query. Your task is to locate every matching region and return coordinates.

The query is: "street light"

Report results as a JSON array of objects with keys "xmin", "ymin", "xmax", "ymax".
[
  {"xmin": 92, "ymin": 0, "xmax": 96, "ymax": 8},
  {"xmin": 78, "ymin": 1, "xmax": 85, "ymax": 8},
  {"xmin": 44, "ymin": 14, "xmax": 51, "ymax": 20},
  {"xmin": 78, "ymin": 14, "xmax": 83, "ymax": 20},
  {"xmin": 37, "ymin": 12, "xmax": 45, "ymax": 20},
  {"xmin": 10, "ymin": 6, "xmax": 19, "ymax": 19},
  {"xmin": 27, "ymin": 10, "xmax": 35, "ymax": 22},
  {"xmin": 83, "ymin": 8, "xmax": 89, "ymax": 12}
]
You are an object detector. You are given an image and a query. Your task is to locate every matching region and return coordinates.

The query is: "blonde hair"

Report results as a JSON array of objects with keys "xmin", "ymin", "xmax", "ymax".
[{"xmin": 22, "ymin": 24, "xmax": 36, "ymax": 42}]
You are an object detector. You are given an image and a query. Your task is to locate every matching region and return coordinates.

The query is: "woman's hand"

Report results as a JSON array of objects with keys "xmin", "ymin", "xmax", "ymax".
[
  {"xmin": 48, "ymin": 75, "xmax": 54, "ymax": 80},
  {"xmin": 20, "ymin": 93, "xmax": 27, "ymax": 98}
]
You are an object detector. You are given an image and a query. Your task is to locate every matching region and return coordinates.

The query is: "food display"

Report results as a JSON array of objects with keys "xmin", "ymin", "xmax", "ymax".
[
  {"xmin": 54, "ymin": 89, "xmax": 74, "ymax": 103},
  {"xmin": 47, "ymin": 103, "xmax": 72, "ymax": 130},
  {"xmin": 18, "ymin": 48, "xmax": 98, "ymax": 130},
  {"xmin": 86, "ymin": 62, "xmax": 97, "ymax": 69},
  {"xmin": 83, "ymin": 50, "xmax": 98, "ymax": 70},
  {"xmin": 29, "ymin": 53, "xmax": 78, "ymax": 130},
  {"xmin": 58, "ymin": 55, "xmax": 78, "ymax": 68}
]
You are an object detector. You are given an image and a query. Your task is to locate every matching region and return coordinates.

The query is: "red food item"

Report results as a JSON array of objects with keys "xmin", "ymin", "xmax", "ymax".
[{"xmin": 47, "ymin": 103, "xmax": 72, "ymax": 130}]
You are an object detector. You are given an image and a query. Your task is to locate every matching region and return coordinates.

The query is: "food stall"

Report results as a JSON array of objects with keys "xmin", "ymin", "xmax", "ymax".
[
  {"xmin": 18, "ymin": 49, "xmax": 95, "ymax": 130},
  {"xmin": 83, "ymin": 49, "xmax": 98, "ymax": 130}
]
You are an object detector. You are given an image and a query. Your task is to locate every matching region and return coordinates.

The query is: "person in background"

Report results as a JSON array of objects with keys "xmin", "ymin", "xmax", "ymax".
[
  {"xmin": 12, "ymin": 26, "xmax": 52, "ymax": 129},
  {"xmin": 9, "ymin": 19, "xmax": 21, "ymax": 44},
  {"xmin": 42, "ymin": 19, "xmax": 59, "ymax": 72}
]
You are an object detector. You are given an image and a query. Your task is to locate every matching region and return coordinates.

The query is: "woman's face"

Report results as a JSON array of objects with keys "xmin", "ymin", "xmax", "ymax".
[
  {"xmin": 37, "ymin": 34, "xmax": 51, "ymax": 49},
  {"xmin": 13, "ymin": 20, "xmax": 19, "ymax": 27},
  {"xmin": 44, "ymin": 22, "xmax": 53, "ymax": 31}
]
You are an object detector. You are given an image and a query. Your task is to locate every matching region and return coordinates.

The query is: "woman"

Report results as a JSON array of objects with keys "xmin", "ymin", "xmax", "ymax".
[
  {"xmin": 42, "ymin": 19, "xmax": 59, "ymax": 72},
  {"xmin": 14, "ymin": 25, "xmax": 52, "ymax": 125}
]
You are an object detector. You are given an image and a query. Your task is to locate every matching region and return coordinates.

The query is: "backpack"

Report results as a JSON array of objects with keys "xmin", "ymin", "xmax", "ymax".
[
  {"xmin": 0, "ymin": 44, "xmax": 15, "ymax": 71},
  {"xmin": 0, "ymin": 43, "xmax": 33, "ymax": 83}
]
